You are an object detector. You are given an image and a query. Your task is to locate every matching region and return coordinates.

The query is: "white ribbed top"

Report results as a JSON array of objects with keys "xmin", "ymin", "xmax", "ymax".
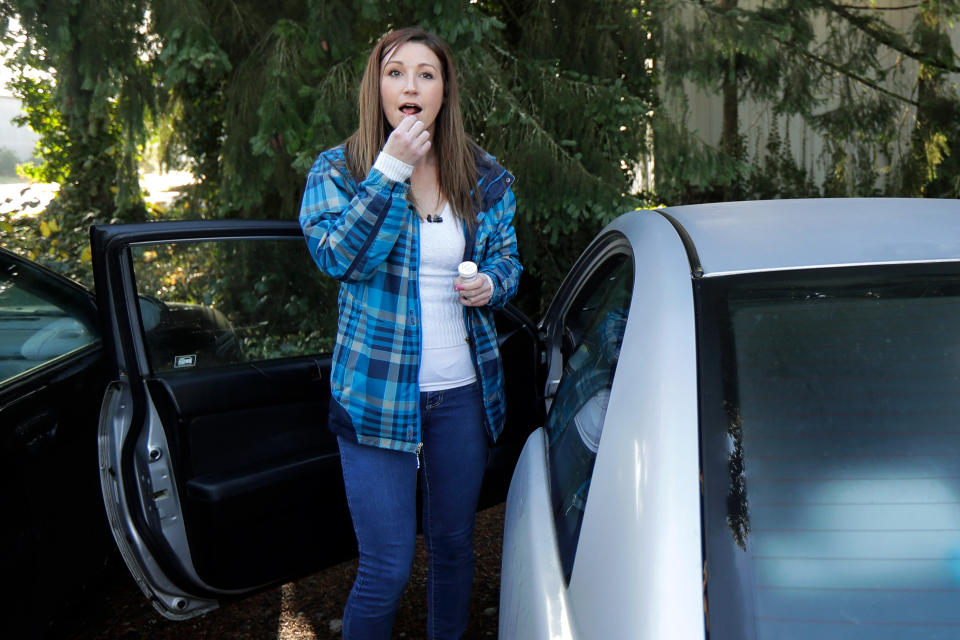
[
  {"xmin": 370, "ymin": 151, "xmax": 476, "ymax": 390},
  {"xmin": 419, "ymin": 203, "xmax": 466, "ymax": 349},
  {"xmin": 418, "ymin": 203, "xmax": 476, "ymax": 390}
]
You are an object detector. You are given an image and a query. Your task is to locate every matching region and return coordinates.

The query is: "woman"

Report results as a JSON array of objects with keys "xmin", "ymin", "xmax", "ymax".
[{"xmin": 298, "ymin": 27, "xmax": 522, "ymax": 639}]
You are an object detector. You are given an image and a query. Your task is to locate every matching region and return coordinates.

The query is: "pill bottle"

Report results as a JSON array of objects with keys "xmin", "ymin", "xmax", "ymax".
[{"xmin": 458, "ymin": 261, "xmax": 478, "ymax": 282}]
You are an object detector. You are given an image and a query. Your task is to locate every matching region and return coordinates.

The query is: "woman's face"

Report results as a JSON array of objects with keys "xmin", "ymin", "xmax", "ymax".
[{"xmin": 380, "ymin": 41, "xmax": 445, "ymax": 135}]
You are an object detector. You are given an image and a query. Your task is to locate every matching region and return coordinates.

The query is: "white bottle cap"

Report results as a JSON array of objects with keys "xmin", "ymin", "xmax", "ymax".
[{"xmin": 458, "ymin": 261, "xmax": 478, "ymax": 280}]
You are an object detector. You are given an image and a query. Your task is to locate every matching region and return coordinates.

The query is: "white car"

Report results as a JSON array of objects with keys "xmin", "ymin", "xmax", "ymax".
[{"xmin": 500, "ymin": 198, "xmax": 960, "ymax": 640}]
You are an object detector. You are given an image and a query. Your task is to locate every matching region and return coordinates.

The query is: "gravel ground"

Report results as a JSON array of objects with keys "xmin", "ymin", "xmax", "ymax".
[{"xmin": 58, "ymin": 504, "xmax": 504, "ymax": 640}]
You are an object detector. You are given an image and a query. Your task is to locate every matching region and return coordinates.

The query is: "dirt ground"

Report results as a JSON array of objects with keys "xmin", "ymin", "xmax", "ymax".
[{"xmin": 56, "ymin": 504, "xmax": 505, "ymax": 640}]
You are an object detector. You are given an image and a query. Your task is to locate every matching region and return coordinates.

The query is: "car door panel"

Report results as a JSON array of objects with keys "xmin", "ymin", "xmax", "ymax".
[
  {"xmin": 143, "ymin": 359, "xmax": 350, "ymax": 591},
  {"xmin": 92, "ymin": 221, "xmax": 352, "ymax": 614},
  {"xmin": 478, "ymin": 304, "xmax": 544, "ymax": 508},
  {"xmin": 91, "ymin": 220, "xmax": 542, "ymax": 617}
]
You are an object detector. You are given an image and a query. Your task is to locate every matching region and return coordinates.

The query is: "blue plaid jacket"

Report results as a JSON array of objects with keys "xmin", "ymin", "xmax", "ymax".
[{"xmin": 299, "ymin": 144, "xmax": 522, "ymax": 453}]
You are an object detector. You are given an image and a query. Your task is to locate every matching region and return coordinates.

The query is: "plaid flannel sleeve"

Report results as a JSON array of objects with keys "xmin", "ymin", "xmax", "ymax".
[
  {"xmin": 299, "ymin": 151, "xmax": 412, "ymax": 282},
  {"xmin": 479, "ymin": 185, "xmax": 522, "ymax": 310}
]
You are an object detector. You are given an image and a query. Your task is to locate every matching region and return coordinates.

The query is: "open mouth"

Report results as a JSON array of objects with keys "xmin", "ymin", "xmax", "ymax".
[{"xmin": 400, "ymin": 103, "xmax": 422, "ymax": 116}]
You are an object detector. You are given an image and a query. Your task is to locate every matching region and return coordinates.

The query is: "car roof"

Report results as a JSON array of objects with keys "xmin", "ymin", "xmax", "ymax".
[{"xmin": 658, "ymin": 198, "xmax": 960, "ymax": 277}]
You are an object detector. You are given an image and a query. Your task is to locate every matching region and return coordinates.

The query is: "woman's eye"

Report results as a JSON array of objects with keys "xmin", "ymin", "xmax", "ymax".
[
  {"xmin": 388, "ymin": 69, "xmax": 402, "ymax": 77},
  {"xmin": 420, "ymin": 72, "xmax": 434, "ymax": 79}
]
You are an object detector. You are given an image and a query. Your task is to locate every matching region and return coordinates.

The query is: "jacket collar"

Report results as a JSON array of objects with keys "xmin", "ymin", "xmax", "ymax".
[{"xmin": 471, "ymin": 143, "xmax": 515, "ymax": 214}]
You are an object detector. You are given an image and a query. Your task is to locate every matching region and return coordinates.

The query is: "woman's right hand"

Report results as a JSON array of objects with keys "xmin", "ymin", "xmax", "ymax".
[{"xmin": 382, "ymin": 115, "xmax": 431, "ymax": 166}]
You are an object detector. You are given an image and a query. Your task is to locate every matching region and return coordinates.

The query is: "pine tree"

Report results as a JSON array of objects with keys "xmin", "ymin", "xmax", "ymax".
[
  {"xmin": 2, "ymin": 0, "xmax": 658, "ymax": 314},
  {"xmin": 2, "ymin": 0, "xmax": 154, "ymax": 279},
  {"xmin": 654, "ymin": 0, "xmax": 960, "ymax": 203}
]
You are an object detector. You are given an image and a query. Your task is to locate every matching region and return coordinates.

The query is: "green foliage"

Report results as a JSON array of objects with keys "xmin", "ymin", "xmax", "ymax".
[
  {"xmin": 649, "ymin": 115, "xmax": 744, "ymax": 204},
  {"xmin": 7, "ymin": 73, "xmax": 70, "ymax": 185},
  {"xmin": 3, "ymin": 0, "xmax": 657, "ymax": 316},
  {"xmin": 655, "ymin": 0, "xmax": 960, "ymax": 204},
  {"xmin": 472, "ymin": 0, "xmax": 656, "ymax": 311},
  {"xmin": 744, "ymin": 122, "xmax": 819, "ymax": 200},
  {"xmin": 6, "ymin": 0, "xmax": 959, "ymax": 317},
  {"xmin": 2, "ymin": 0, "xmax": 155, "ymax": 283},
  {"xmin": 130, "ymin": 239, "xmax": 340, "ymax": 362},
  {"xmin": 898, "ymin": 3, "xmax": 960, "ymax": 197}
]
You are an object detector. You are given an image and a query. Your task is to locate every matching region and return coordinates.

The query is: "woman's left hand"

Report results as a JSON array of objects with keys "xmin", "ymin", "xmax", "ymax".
[{"xmin": 455, "ymin": 275, "xmax": 492, "ymax": 307}]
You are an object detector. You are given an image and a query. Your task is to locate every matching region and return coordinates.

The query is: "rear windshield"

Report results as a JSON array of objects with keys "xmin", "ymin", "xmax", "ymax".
[{"xmin": 697, "ymin": 265, "xmax": 960, "ymax": 640}]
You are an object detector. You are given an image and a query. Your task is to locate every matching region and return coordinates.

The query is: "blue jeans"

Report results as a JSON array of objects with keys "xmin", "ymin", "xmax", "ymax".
[{"xmin": 337, "ymin": 382, "xmax": 488, "ymax": 640}]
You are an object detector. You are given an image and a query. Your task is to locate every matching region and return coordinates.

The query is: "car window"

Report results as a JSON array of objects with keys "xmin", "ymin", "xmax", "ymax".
[
  {"xmin": 546, "ymin": 253, "xmax": 632, "ymax": 582},
  {"xmin": 130, "ymin": 238, "xmax": 339, "ymax": 373},
  {"xmin": 0, "ymin": 257, "xmax": 99, "ymax": 384},
  {"xmin": 698, "ymin": 267, "xmax": 960, "ymax": 640}
]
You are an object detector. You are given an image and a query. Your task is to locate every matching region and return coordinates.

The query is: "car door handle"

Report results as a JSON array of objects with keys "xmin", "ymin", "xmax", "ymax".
[
  {"xmin": 310, "ymin": 359, "xmax": 323, "ymax": 383},
  {"xmin": 12, "ymin": 411, "xmax": 59, "ymax": 451}
]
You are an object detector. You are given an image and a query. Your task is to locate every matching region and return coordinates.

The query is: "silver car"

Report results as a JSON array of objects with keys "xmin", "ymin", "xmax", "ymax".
[{"xmin": 500, "ymin": 198, "xmax": 960, "ymax": 640}]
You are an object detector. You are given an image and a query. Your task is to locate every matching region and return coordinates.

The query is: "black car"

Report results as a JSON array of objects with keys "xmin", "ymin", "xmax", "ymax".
[{"xmin": 1, "ymin": 220, "xmax": 541, "ymax": 635}]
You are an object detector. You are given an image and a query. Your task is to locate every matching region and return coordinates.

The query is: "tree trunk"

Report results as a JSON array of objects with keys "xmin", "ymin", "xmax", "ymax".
[
  {"xmin": 903, "ymin": 2, "xmax": 942, "ymax": 195},
  {"xmin": 718, "ymin": 0, "xmax": 740, "ymax": 199}
]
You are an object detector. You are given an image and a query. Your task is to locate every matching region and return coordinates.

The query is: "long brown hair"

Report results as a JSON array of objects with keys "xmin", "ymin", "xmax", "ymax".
[{"xmin": 345, "ymin": 27, "xmax": 479, "ymax": 228}]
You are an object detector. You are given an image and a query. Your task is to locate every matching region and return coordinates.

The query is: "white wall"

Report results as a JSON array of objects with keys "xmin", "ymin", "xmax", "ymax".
[{"xmin": 0, "ymin": 95, "xmax": 38, "ymax": 161}]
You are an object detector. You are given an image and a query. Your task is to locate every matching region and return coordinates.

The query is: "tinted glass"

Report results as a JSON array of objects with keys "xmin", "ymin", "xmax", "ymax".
[
  {"xmin": 547, "ymin": 253, "xmax": 631, "ymax": 582},
  {"xmin": 699, "ymin": 267, "xmax": 960, "ymax": 640},
  {"xmin": 131, "ymin": 238, "xmax": 339, "ymax": 373},
  {"xmin": 0, "ymin": 257, "xmax": 98, "ymax": 383}
]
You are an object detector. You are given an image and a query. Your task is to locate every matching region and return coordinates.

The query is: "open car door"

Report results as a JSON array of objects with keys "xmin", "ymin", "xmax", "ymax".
[{"xmin": 91, "ymin": 220, "xmax": 541, "ymax": 619}]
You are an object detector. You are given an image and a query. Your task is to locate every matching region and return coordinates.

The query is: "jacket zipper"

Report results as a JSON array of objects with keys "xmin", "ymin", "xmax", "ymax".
[{"xmin": 412, "ymin": 204, "xmax": 424, "ymax": 453}]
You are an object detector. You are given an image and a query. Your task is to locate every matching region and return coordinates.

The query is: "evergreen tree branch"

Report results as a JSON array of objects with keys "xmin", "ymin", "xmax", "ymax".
[
  {"xmin": 816, "ymin": 0, "xmax": 960, "ymax": 72},
  {"xmin": 770, "ymin": 32, "xmax": 919, "ymax": 106},
  {"xmin": 487, "ymin": 74, "xmax": 609, "ymax": 189},
  {"xmin": 483, "ymin": 44, "xmax": 638, "ymax": 196},
  {"xmin": 834, "ymin": 3, "xmax": 921, "ymax": 10}
]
